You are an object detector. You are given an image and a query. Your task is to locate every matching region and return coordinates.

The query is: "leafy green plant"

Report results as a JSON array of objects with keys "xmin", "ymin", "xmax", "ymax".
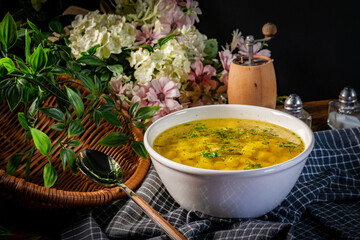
[{"xmin": 0, "ymin": 13, "xmax": 159, "ymax": 188}]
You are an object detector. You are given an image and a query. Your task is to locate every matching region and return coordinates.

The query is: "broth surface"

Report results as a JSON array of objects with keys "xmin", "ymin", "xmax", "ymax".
[{"xmin": 153, "ymin": 118, "xmax": 305, "ymax": 170}]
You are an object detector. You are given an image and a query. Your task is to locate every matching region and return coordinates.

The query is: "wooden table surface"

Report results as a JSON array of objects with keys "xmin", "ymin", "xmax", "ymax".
[{"xmin": 0, "ymin": 99, "xmax": 333, "ymax": 240}]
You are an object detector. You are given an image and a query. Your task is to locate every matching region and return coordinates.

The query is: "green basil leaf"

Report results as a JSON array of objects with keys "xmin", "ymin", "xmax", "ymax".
[
  {"xmin": 21, "ymin": 85, "xmax": 31, "ymax": 106},
  {"xmin": 68, "ymin": 120, "xmax": 84, "ymax": 137},
  {"xmin": 77, "ymin": 55, "xmax": 105, "ymax": 66},
  {"xmin": 102, "ymin": 95, "xmax": 116, "ymax": 106},
  {"xmin": 66, "ymin": 61, "xmax": 81, "ymax": 73},
  {"xmin": 0, "ymin": 64, "xmax": 7, "ymax": 77},
  {"xmin": 106, "ymin": 64, "xmax": 123, "ymax": 75},
  {"xmin": 93, "ymin": 110, "xmax": 101, "ymax": 127},
  {"xmin": 40, "ymin": 107, "xmax": 66, "ymax": 122},
  {"xmin": 125, "ymin": 45, "xmax": 153, "ymax": 52},
  {"xmin": 85, "ymin": 94, "xmax": 97, "ymax": 100},
  {"xmin": 38, "ymin": 66, "xmax": 54, "ymax": 75},
  {"xmin": 6, "ymin": 83, "xmax": 22, "ymax": 111},
  {"xmin": 0, "ymin": 57, "xmax": 16, "ymax": 76},
  {"xmin": 29, "ymin": 44, "xmax": 48, "ymax": 72},
  {"xmin": 77, "ymin": 72, "xmax": 96, "ymax": 93},
  {"xmin": 131, "ymin": 141, "xmax": 148, "ymax": 159},
  {"xmin": 16, "ymin": 59, "xmax": 31, "ymax": 74},
  {"xmin": 30, "ymin": 127, "xmax": 51, "ymax": 156},
  {"xmin": 50, "ymin": 123, "xmax": 66, "ymax": 131},
  {"xmin": 102, "ymin": 111, "xmax": 122, "ymax": 128},
  {"xmin": 134, "ymin": 106, "xmax": 161, "ymax": 120},
  {"xmin": 60, "ymin": 148, "xmax": 77, "ymax": 173},
  {"xmin": 18, "ymin": 112, "xmax": 29, "ymax": 130},
  {"xmin": 66, "ymin": 86, "xmax": 84, "ymax": 119},
  {"xmin": 44, "ymin": 48, "xmax": 56, "ymax": 66},
  {"xmin": 16, "ymin": 28, "xmax": 26, "ymax": 38},
  {"xmin": 52, "ymin": 66, "xmax": 70, "ymax": 75},
  {"xmin": 82, "ymin": 44, "xmax": 100, "ymax": 55},
  {"xmin": 49, "ymin": 20, "xmax": 63, "ymax": 34},
  {"xmin": 6, "ymin": 153, "xmax": 24, "ymax": 175},
  {"xmin": 157, "ymin": 34, "xmax": 175, "ymax": 48},
  {"xmin": 0, "ymin": 78, "xmax": 13, "ymax": 89},
  {"xmin": 43, "ymin": 163, "xmax": 57, "ymax": 188},
  {"xmin": 28, "ymin": 97, "xmax": 39, "ymax": 118},
  {"xmin": 64, "ymin": 139, "xmax": 82, "ymax": 147},
  {"xmin": 97, "ymin": 103, "xmax": 114, "ymax": 113},
  {"xmin": 100, "ymin": 70, "xmax": 111, "ymax": 82},
  {"xmin": 25, "ymin": 29, "xmax": 31, "ymax": 63},
  {"xmin": 65, "ymin": 108, "xmax": 72, "ymax": 123},
  {"xmin": 0, "ymin": 12, "xmax": 17, "ymax": 51},
  {"xmin": 97, "ymin": 132, "xmax": 129, "ymax": 147},
  {"xmin": 129, "ymin": 101, "xmax": 140, "ymax": 118},
  {"xmin": 25, "ymin": 131, "xmax": 31, "ymax": 141},
  {"xmin": 59, "ymin": 46, "xmax": 72, "ymax": 62},
  {"xmin": 132, "ymin": 120, "xmax": 147, "ymax": 130},
  {"xmin": 27, "ymin": 19, "xmax": 44, "ymax": 41},
  {"xmin": 94, "ymin": 75, "xmax": 102, "ymax": 91}
]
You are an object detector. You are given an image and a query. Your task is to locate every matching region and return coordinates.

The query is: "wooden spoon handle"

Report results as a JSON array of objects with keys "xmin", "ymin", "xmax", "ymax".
[{"xmin": 118, "ymin": 183, "xmax": 187, "ymax": 240}]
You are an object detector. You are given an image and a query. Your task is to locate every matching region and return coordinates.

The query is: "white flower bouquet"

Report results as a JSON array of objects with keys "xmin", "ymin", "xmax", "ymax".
[
  {"xmin": 68, "ymin": 0, "xmax": 271, "ymax": 122},
  {"xmin": 0, "ymin": 0, "xmax": 270, "ymax": 187}
]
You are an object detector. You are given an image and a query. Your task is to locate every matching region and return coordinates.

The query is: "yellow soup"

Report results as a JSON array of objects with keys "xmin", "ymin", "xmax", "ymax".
[{"xmin": 153, "ymin": 118, "xmax": 305, "ymax": 170}]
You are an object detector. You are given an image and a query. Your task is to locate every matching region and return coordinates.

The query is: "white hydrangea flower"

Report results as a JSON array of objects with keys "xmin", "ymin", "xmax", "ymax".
[
  {"xmin": 115, "ymin": 0, "xmax": 166, "ymax": 25},
  {"xmin": 134, "ymin": 60, "xmax": 156, "ymax": 85},
  {"xmin": 130, "ymin": 39, "xmax": 190, "ymax": 87},
  {"xmin": 177, "ymin": 25, "xmax": 207, "ymax": 62},
  {"xmin": 69, "ymin": 10, "xmax": 136, "ymax": 59},
  {"xmin": 129, "ymin": 48, "xmax": 151, "ymax": 68},
  {"xmin": 159, "ymin": 39, "xmax": 191, "ymax": 84}
]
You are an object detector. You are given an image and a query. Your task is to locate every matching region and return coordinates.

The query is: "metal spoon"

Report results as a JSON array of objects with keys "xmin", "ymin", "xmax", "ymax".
[{"xmin": 76, "ymin": 150, "xmax": 186, "ymax": 240}]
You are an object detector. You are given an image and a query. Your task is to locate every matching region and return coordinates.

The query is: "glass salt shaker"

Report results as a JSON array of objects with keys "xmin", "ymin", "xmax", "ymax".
[
  {"xmin": 279, "ymin": 94, "xmax": 312, "ymax": 127},
  {"xmin": 327, "ymin": 87, "xmax": 360, "ymax": 129}
]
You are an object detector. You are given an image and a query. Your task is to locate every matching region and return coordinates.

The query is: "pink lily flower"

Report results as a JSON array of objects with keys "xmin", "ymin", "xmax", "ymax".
[
  {"xmin": 135, "ymin": 24, "xmax": 165, "ymax": 46},
  {"xmin": 217, "ymin": 49, "xmax": 236, "ymax": 93},
  {"xmin": 159, "ymin": 4, "xmax": 190, "ymax": 33},
  {"xmin": 135, "ymin": 77, "xmax": 183, "ymax": 122},
  {"xmin": 237, "ymin": 37, "xmax": 271, "ymax": 57},
  {"xmin": 188, "ymin": 60, "xmax": 217, "ymax": 90}
]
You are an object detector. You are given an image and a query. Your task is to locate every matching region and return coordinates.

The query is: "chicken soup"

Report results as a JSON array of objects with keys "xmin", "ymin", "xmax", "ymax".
[{"xmin": 153, "ymin": 118, "xmax": 305, "ymax": 170}]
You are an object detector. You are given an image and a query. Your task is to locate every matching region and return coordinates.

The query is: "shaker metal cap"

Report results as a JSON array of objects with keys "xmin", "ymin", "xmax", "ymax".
[
  {"xmin": 284, "ymin": 93, "xmax": 303, "ymax": 112},
  {"xmin": 339, "ymin": 87, "xmax": 358, "ymax": 104}
]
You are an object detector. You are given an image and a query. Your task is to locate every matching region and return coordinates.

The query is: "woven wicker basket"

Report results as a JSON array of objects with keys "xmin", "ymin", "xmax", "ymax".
[{"xmin": 0, "ymin": 78, "xmax": 150, "ymax": 210}]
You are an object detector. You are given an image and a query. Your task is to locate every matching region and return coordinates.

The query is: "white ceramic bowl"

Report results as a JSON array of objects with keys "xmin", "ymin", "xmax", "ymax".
[{"xmin": 144, "ymin": 104, "xmax": 315, "ymax": 218}]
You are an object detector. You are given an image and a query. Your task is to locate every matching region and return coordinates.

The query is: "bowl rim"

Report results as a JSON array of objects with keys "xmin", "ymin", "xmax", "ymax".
[{"xmin": 144, "ymin": 104, "xmax": 315, "ymax": 177}]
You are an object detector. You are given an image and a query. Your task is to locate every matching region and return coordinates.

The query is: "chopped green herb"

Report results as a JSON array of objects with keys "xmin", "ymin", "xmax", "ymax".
[{"xmin": 200, "ymin": 151, "xmax": 220, "ymax": 158}]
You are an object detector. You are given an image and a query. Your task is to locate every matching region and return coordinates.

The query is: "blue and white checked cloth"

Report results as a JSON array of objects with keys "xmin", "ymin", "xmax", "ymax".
[{"xmin": 62, "ymin": 127, "xmax": 360, "ymax": 240}]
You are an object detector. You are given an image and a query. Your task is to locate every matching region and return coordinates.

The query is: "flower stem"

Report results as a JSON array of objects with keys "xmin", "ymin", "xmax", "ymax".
[
  {"xmin": 25, "ymin": 147, "xmax": 35, "ymax": 181},
  {"xmin": 116, "ymin": 93, "xmax": 135, "ymax": 142}
]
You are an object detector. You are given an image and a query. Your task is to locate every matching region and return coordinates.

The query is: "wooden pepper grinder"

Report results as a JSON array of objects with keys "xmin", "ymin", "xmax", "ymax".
[{"xmin": 228, "ymin": 23, "xmax": 278, "ymax": 108}]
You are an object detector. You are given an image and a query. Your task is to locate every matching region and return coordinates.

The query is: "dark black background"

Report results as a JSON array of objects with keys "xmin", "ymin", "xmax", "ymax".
[
  {"xmin": 2, "ymin": 0, "xmax": 360, "ymax": 101},
  {"xmin": 195, "ymin": 1, "xmax": 360, "ymax": 101}
]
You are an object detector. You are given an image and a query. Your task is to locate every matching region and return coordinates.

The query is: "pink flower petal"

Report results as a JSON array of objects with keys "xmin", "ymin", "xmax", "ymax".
[
  {"xmin": 203, "ymin": 65, "xmax": 216, "ymax": 77},
  {"xmin": 165, "ymin": 88, "xmax": 180, "ymax": 99},
  {"xmin": 163, "ymin": 81, "xmax": 176, "ymax": 95},
  {"xmin": 150, "ymin": 79, "xmax": 162, "ymax": 94},
  {"xmin": 165, "ymin": 99, "xmax": 182, "ymax": 111},
  {"xmin": 193, "ymin": 60, "xmax": 203, "ymax": 76}
]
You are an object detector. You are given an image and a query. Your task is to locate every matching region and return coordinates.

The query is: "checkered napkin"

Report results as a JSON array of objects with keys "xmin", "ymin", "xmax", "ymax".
[{"xmin": 62, "ymin": 127, "xmax": 360, "ymax": 240}]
